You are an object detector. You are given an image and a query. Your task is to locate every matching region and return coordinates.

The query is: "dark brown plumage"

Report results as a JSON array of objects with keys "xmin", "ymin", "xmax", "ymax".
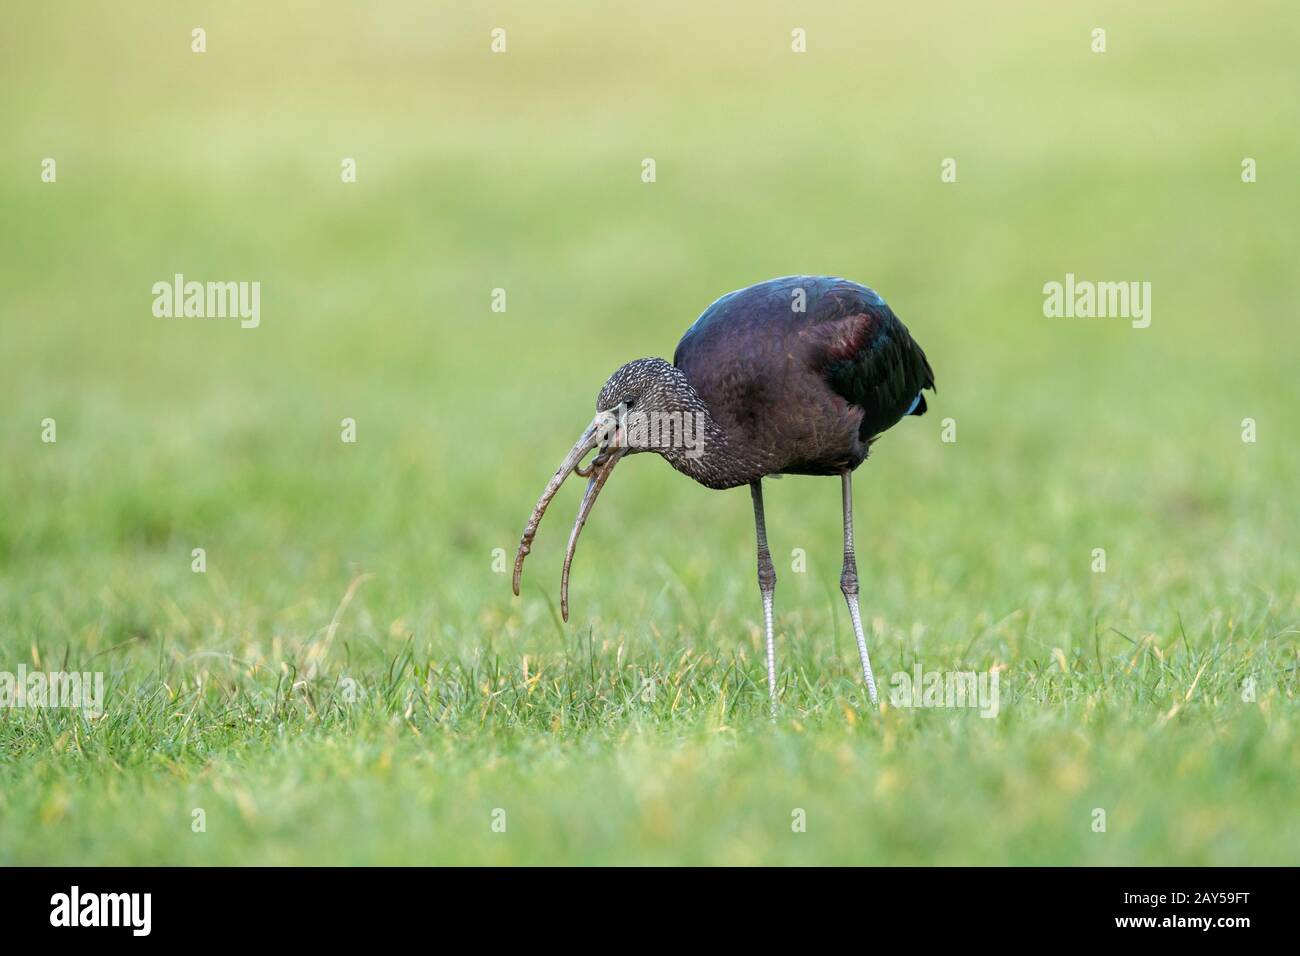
[{"xmin": 673, "ymin": 275, "xmax": 933, "ymax": 482}]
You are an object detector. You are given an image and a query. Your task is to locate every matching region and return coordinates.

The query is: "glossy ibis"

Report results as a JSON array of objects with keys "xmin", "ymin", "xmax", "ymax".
[{"xmin": 512, "ymin": 276, "xmax": 934, "ymax": 705}]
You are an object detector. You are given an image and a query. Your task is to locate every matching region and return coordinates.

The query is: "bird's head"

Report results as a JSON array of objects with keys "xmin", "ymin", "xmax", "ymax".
[
  {"xmin": 594, "ymin": 356, "xmax": 677, "ymax": 420},
  {"xmin": 512, "ymin": 357, "xmax": 694, "ymax": 621}
]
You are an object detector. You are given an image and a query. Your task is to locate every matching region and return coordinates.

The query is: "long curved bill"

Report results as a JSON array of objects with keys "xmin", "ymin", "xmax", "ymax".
[
  {"xmin": 559, "ymin": 445, "xmax": 625, "ymax": 621},
  {"xmin": 513, "ymin": 415, "xmax": 625, "ymax": 620}
]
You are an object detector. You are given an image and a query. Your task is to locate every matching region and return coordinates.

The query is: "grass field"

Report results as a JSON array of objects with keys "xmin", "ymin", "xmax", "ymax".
[{"xmin": 2, "ymin": 2, "xmax": 1297, "ymax": 865}]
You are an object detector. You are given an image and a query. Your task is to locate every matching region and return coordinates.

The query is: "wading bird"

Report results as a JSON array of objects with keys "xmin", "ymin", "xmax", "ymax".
[{"xmin": 512, "ymin": 276, "xmax": 934, "ymax": 704}]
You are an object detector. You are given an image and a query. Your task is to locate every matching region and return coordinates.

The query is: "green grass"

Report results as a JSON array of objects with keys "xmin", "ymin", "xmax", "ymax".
[{"xmin": 1, "ymin": 0, "xmax": 1297, "ymax": 865}]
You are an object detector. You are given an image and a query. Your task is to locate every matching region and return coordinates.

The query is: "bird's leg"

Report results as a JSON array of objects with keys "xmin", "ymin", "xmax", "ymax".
[
  {"xmin": 839, "ymin": 470, "xmax": 879, "ymax": 706},
  {"xmin": 750, "ymin": 480, "xmax": 778, "ymax": 704}
]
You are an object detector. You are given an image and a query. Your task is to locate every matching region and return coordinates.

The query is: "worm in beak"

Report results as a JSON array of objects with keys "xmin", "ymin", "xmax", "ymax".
[{"xmin": 513, "ymin": 414, "xmax": 626, "ymax": 621}]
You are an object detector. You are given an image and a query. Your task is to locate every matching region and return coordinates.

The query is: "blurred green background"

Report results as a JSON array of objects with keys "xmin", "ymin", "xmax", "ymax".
[{"xmin": 1, "ymin": 1, "xmax": 1296, "ymax": 864}]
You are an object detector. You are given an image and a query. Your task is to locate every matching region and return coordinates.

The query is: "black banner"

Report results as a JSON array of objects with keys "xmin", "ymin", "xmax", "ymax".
[{"xmin": 0, "ymin": 867, "xmax": 1278, "ymax": 941}]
